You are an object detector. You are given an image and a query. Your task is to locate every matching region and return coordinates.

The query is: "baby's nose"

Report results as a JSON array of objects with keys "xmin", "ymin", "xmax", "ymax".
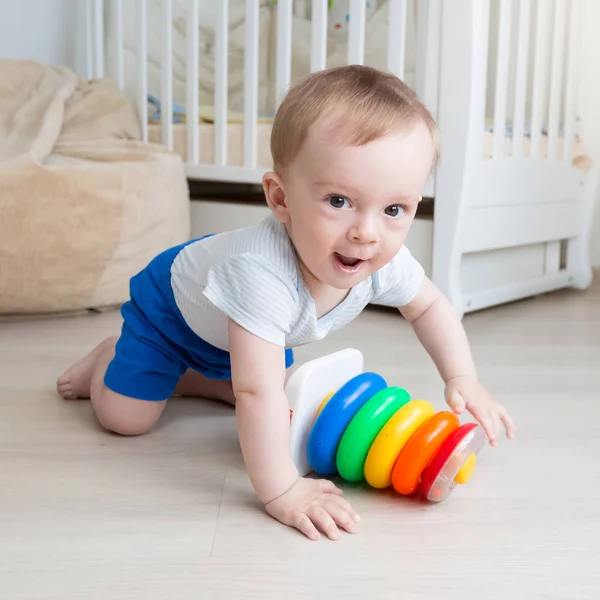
[{"xmin": 350, "ymin": 220, "xmax": 378, "ymax": 244}]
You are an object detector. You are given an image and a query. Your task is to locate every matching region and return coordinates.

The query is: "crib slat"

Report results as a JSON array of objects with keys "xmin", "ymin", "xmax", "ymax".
[
  {"xmin": 414, "ymin": 0, "xmax": 430, "ymax": 99},
  {"xmin": 215, "ymin": 0, "xmax": 229, "ymax": 166},
  {"xmin": 111, "ymin": 0, "xmax": 124, "ymax": 89},
  {"xmin": 387, "ymin": 0, "xmax": 407, "ymax": 77},
  {"xmin": 548, "ymin": 0, "xmax": 567, "ymax": 160},
  {"xmin": 492, "ymin": 0, "xmax": 511, "ymax": 159},
  {"xmin": 85, "ymin": 0, "xmax": 94, "ymax": 79},
  {"xmin": 137, "ymin": 0, "xmax": 148, "ymax": 142},
  {"xmin": 93, "ymin": 0, "xmax": 105, "ymax": 78},
  {"xmin": 161, "ymin": 0, "xmax": 173, "ymax": 150},
  {"xmin": 244, "ymin": 0, "xmax": 259, "ymax": 167},
  {"xmin": 310, "ymin": 0, "xmax": 328, "ymax": 73},
  {"xmin": 512, "ymin": 0, "xmax": 531, "ymax": 158},
  {"xmin": 348, "ymin": 0, "xmax": 366, "ymax": 65},
  {"xmin": 276, "ymin": 0, "xmax": 293, "ymax": 107},
  {"xmin": 531, "ymin": 0, "xmax": 550, "ymax": 159},
  {"xmin": 421, "ymin": 0, "xmax": 442, "ymax": 118},
  {"xmin": 186, "ymin": 0, "xmax": 200, "ymax": 163},
  {"xmin": 564, "ymin": 0, "xmax": 582, "ymax": 164},
  {"xmin": 473, "ymin": 0, "xmax": 491, "ymax": 160}
]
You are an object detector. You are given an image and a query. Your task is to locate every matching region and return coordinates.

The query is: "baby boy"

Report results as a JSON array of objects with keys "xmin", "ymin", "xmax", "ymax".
[{"xmin": 58, "ymin": 65, "xmax": 515, "ymax": 541}]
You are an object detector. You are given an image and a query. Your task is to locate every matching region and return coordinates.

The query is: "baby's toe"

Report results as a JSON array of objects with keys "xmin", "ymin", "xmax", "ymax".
[{"xmin": 57, "ymin": 378, "xmax": 76, "ymax": 399}]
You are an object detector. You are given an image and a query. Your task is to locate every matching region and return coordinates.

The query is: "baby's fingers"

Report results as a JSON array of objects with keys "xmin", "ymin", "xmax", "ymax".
[
  {"xmin": 292, "ymin": 513, "xmax": 321, "ymax": 541},
  {"xmin": 470, "ymin": 405, "xmax": 499, "ymax": 446},
  {"xmin": 330, "ymin": 494, "xmax": 361, "ymax": 524},
  {"xmin": 307, "ymin": 506, "xmax": 341, "ymax": 541},
  {"xmin": 325, "ymin": 501, "xmax": 360, "ymax": 535},
  {"xmin": 500, "ymin": 406, "xmax": 516, "ymax": 439},
  {"xmin": 446, "ymin": 388, "xmax": 466, "ymax": 414}
]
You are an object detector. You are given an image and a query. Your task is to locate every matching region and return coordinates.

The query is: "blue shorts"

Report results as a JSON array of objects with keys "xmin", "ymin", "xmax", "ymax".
[{"xmin": 104, "ymin": 236, "xmax": 294, "ymax": 401}]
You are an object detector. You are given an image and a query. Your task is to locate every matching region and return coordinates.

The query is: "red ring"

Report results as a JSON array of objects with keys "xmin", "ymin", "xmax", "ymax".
[{"xmin": 420, "ymin": 423, "xmax": 484, "ymax": 502}]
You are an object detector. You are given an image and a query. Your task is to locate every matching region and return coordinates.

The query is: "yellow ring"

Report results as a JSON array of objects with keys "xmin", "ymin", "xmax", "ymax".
[
  {"xmin": 454, "ymin": 452, "xmax": 477, "ymax": 484},
  {"xmin": 364, "ymin": 399, "xmax": 435, "ymax": 489},
  {"xmin": 314, "ymin": 391, "xmax": 335, "ymax": 421}
]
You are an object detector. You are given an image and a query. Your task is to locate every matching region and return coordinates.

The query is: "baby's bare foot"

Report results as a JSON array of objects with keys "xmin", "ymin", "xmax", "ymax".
[{"xmin": 57, "ymin": 337, "xmax": 117, "ymax": 399}]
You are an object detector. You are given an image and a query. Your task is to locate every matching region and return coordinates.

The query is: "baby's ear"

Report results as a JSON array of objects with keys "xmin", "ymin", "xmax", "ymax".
[{"xmin": 262, "ymin": 171, "xmax": 289, "ymax": 223}]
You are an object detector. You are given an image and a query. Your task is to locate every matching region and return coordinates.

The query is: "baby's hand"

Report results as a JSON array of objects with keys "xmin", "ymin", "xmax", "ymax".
[
  {"xmin": 264, "ymin": 477, "xmax": 360, "ymax": 541},
  {"xmin": 444, "ymin": 375, "xmax": 516, "ymax": 446}
]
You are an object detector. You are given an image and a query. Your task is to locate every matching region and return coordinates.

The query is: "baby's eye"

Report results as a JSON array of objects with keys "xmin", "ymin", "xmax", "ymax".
[
  {"xmin": 328, "ymin": 195, "xmax": 350, "ymax": 209},
  {"xmin": 385, "ymin": 204, "xmax": 405, "ymax": 218}
]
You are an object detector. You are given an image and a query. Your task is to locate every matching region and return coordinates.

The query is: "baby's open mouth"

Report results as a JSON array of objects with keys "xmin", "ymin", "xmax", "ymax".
[{"xmin": 334, "ymin": 253, "xmax": 364, "ymax": 271}]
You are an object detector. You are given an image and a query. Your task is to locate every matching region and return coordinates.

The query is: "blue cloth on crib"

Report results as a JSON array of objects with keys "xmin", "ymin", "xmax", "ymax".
[
  {"xmin": 485, "ymin": 119, "xmax": 565, "ymax": 137},
  {"xmin": 147, "ymin": 94, "xmax": 187, "ymax": 123}
]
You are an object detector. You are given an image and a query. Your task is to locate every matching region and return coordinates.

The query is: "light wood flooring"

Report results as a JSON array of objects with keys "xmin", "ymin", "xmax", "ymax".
[{"xmin": 1, "ymin": 278, "xmax": 599, "ymax": 599}]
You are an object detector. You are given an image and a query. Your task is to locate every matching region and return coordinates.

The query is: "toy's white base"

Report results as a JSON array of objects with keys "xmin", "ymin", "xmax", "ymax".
[{"xmin": 286, "ymin": 348, "xmax": 364, "ymax": 477}]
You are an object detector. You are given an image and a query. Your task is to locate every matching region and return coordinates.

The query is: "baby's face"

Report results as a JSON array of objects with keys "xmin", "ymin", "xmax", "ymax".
[{"xmin": 277, "ymin": 119, "xmax": 435, "ymax": 291}]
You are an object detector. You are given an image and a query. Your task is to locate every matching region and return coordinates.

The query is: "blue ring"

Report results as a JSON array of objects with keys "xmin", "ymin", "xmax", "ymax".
[{"xmin": 307, "ymin": 372, "xmax": 387, "ymax": 475}]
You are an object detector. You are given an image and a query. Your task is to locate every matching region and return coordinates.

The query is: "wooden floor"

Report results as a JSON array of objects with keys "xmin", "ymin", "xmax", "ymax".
[{"xmin": 1, "ymin": 278, "xmax": 599, "ymax": 599}]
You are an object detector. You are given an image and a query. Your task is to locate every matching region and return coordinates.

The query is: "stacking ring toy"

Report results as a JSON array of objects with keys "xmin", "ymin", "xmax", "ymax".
[{"xmin": 287, "ymin": 348, "xmax": 487, "ymax": 503}]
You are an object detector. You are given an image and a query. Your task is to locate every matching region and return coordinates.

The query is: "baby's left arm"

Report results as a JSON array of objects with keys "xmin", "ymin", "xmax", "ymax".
[{"xmin": 399, "ymin": 276, "xmax": 516, "ymax": 446}]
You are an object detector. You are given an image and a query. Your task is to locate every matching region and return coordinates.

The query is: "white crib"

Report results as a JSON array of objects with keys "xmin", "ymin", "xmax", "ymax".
[{"xmin": 84, "ymin": 0, "xmax": 598, "ymax": 316}]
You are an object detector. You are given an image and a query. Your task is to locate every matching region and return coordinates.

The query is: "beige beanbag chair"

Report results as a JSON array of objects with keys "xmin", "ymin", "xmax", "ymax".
[{"xmin": 0, "ymin": 59, "xmax": 190, "ymax": 314}]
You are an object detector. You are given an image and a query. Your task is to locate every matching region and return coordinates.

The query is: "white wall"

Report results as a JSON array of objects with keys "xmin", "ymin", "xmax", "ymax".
[
  {"xmin": 580, "ymin": 0, "xmax": 600, "ymax": 268},
  {"xmin": 0, "ymin": 0, "xmax": 79, "ymax": 71}
]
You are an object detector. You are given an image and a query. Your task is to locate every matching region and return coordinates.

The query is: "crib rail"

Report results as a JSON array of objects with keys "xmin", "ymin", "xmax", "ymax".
[
  {"xmin": 461, "ymin": 0, "xmax": 588, "ymax": 218},
  {"xmin": 486, "ymin": 0, "xmax": 583, "ymax": 165},
  {"xmin": 162, "ymin": 0, "xmax": 173, "ymax": 150},
  {"xmin": 81, "ymin": 0, "xmax": 594, "ymax": 315},
  {"xmin": 310, "ymin": 0, "xmax": 328, "ymax": 73},
  {"xmin": 387, "ymin": 0, "xmax": 407, "ymax": 78},
  {"xmin": 215, "ymin": 0, "xmax": 229, "ymax": 165},
  {"xmin": 433, "ymin": 0, "xmax": 592, "ymax": 311},
  {"xmin": 244, "ymin": 0, "xmax": 260, "ymax": 167},
  {"xmin": 83, "ymin": 0, "xmax": 583, "ymax": 181},
  {"xmin": 348, "ymin": 0, "xmax": 366, "ymax": 65},
  {"xmin": 186, "ymin": 0, "xmax": 199, "ymax": 162},
  {"xmin": 83, "ymin": 0, "xmax": 436, "ymax": 185},
  {"xmin": 137, "ymin": 0, "xmax": 148, "ymax": 142}
]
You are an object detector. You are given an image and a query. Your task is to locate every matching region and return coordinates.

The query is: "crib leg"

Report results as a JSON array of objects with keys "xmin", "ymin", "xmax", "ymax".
[
  {"xmin": 568, "ymin": 165, "xmax": 600, "ymax": 290},
  {"xmin": 569, "ymin": 252, "xmax": 593, "ymax": 290}
]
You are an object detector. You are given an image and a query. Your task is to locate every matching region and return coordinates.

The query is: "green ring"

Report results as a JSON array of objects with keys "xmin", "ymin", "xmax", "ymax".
[{"xmin": 336, "ymin": 386, "xmax": 411, "ymax": 482}]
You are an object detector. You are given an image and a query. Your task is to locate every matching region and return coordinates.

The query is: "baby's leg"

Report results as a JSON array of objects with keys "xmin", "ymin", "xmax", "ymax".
[
  {"xmin": 174, "ymin": 365, "xmax": 294, "ymax": 404},
  {"xmin": 57, "ymin": 337, "xmax": 166, "ymax": 435},
  {"xmin": 57, "ymin": 337, "xmax": 118, "ymax": 400},
  {"xmin": 174, "ymin": 369, "xmax": 236, "ymax": 405},
  {"xmin": 58, "ymin": 336, "xmax": 293, "ymax": 433},
  {"xmin": 57, "ymin": 339, "xmax": 242, "ymax": 434},
  {"xmin": 173, "ymin": 347, "xmax": 295, "ymax": 403},
  {"xmin": 57, "ymin": 340, "xmax": 235, "ymax": 404}
]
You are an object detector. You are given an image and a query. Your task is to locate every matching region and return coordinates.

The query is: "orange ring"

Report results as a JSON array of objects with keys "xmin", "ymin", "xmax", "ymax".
[{"xmin": 391, "ymin": 411, "xmax": 459, "ymax": 496}]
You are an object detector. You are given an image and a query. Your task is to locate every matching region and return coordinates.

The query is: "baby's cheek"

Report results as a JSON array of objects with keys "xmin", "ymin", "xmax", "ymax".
[{"xmin": 379, "ymin": 246, "xmax": 400, "ymax": 265}]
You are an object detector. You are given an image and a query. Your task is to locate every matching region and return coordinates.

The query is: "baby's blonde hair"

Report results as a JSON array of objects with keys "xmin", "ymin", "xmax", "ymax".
[{"xmin": 270, "ymin": 65, "xmax": 440, "ymax": 175}]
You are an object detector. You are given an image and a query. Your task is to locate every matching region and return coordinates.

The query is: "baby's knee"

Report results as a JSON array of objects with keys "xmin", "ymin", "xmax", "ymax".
[
  {"xmin": 93, "ymin": 390, "xmax": 165, "ymax": 436},
  {"xmin": 98, "ymin": 412, "xmax": 154, "ymax": 436}
]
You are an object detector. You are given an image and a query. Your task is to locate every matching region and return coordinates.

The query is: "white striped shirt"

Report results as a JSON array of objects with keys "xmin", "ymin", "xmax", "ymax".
[{"xmin": 170, "ymin": 214, "xmax": 424, "ymax": 350}]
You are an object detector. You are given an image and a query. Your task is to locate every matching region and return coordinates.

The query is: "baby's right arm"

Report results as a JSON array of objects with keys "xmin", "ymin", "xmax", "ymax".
[{"xmin": 228, "ymin": 319, "xmax": 361, "ymax": 541}]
